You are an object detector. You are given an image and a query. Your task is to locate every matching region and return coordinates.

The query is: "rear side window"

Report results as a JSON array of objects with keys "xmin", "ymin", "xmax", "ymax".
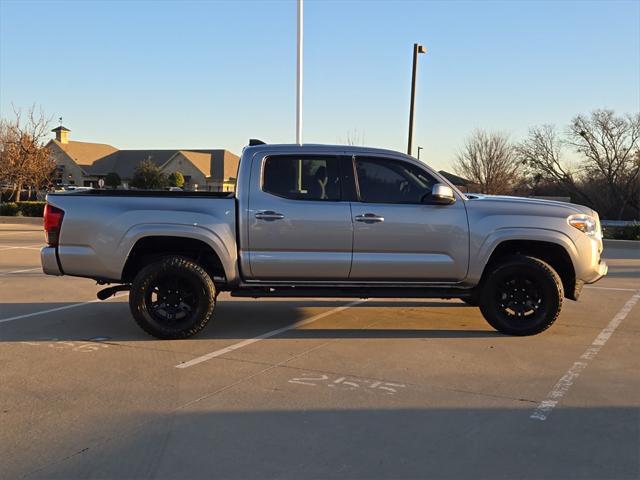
[
  {"xmin": 262, "ymin": 156, "xmax": 341, "ymax": 201},
  {"xmin": 355, "ymin": 157, "xmax": 437, "ymax": 204}
]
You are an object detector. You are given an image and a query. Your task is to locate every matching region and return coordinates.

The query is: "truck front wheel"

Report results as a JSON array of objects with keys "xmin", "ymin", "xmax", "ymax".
[
  {"xmin": 479, "ymin": 255, "xmax": 563, "ymax": 336},
  {"xmin": 129, "ymin": 256, "xmax": 216, "ymax": 339}
]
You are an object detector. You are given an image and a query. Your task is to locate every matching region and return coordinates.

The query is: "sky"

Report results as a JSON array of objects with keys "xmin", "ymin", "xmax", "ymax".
[{"xmin": 1, "ymin": 0, "xmax": 638, "ymax": 171}]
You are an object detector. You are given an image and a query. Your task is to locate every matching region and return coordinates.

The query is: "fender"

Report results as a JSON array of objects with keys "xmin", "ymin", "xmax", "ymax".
[
  {"xmin": 467, "ymin": 227, "xmax": 578, "ymax": 284},
  {"xmin": 116, "ymin": 222, "xmax": 239, "ymax": 284}
]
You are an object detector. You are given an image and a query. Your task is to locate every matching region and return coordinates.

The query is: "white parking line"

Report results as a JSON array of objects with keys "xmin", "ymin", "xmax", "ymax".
[
  {"xmin": 530, "ymin": 290, "xmax": 640, "ymax": 421},
  {"xmin": 0, "ymin": 293, "xmax": 128, "ymax": 325},
  {"xmin": 175, "ymin": 299, "xmax": 369, "ymax": 369},
  {"xmin": 0, "ymin": 231, "xmax": 40, "ymax": 237},
  {"xmin": 584, "ymin": 286, "xmax": 638, "ymax": 292},
  {"xmin": 0, "ymin": 245, "xmax": 43, "ymax": 251},
  {"xmin": 0, "ymin": 267, "xmax": 42, "ymax": 276}
]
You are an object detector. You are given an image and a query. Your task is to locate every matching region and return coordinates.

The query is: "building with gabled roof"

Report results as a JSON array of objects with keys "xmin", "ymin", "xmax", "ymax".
[
  {"xmin": 46, "ymin": 126, "xmax": 239, "ymax": 191},
  {"xmin": 438, "ymin": 170, "xmax": 478, "ymax": 193}
]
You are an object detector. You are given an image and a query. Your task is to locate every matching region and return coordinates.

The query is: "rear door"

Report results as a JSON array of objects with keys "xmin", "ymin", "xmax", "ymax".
[
  {"xmin": 349, "ymin": 155, "xmax": 469, "ymax": 281},
  {"xmin": 246, "ymin": 154, "xmax": 353, "ymax": 280}
]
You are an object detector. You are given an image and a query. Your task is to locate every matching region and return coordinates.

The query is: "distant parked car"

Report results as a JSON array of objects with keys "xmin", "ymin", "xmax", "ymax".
[{"xmin": 55, "ymin": 186, "xmax": 92, "ymax": 193}]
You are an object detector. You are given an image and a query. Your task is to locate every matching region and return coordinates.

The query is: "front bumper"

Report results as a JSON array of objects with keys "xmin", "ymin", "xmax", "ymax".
[
  {"xmin": 573, "ymin": 234, "xmax": 608, "ymax": 285},
  {"xmin": 40, "ymin": 246, "xmax": 62, "ymax": 276},
  {"xmin": 585, "ymin": 260, "xmax": 608, "ymax": 284}
]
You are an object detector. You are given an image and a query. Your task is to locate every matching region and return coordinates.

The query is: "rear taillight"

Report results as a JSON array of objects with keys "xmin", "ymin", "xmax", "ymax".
[{"xmin": 44, "ymin": 204, "xmax": 64, "ymax": 246}]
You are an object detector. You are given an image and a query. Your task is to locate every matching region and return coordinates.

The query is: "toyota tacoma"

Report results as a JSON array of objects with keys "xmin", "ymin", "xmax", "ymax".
[{"xmin": 41, "ymin": 141, "xmax": 608, "ymax": 338}]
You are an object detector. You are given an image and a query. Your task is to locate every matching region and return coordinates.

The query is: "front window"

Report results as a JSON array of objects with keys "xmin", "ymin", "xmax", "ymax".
[{"xmin": 355, "ymin": 157, "xmax": 437, "ymax": 204}]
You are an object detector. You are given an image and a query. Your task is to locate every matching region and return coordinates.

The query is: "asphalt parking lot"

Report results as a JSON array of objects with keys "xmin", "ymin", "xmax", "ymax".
[{"xmin": 0, "ymin": 223, "xmax": 638, "ymax": 480}]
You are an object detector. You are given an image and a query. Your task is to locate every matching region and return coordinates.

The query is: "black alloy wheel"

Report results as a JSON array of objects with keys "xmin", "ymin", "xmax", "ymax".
[
  {"xmin": 129, "ymin": 256, "xmax": 216, "ymax": 339},
  {"xmin": 479, "ymin": 255, "xmax": 563, "ymax": 336}
]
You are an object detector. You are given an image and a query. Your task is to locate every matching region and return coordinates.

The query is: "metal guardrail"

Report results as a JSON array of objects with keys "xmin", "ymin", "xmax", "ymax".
[{"xmin": 601, "ymin": 220, "xmax": 639, "ymax": 227}]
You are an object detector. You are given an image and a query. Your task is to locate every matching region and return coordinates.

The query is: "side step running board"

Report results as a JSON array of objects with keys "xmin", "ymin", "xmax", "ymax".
[{"xmin": 231, "ymin": 286, "xmax": 474, "ymax": 299}]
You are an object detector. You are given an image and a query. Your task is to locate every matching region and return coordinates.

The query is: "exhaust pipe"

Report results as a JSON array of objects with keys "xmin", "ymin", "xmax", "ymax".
[{"xmin": 97, "ymin": 284, "xmax": 130, "ymax": 300}]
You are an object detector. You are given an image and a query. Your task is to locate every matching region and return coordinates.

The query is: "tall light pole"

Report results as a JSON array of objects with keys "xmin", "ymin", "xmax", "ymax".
[
  {"xmin": 296, "ymin": 0, "xmax": 303, "ymax": 145},
  {"xmin": 417, "ymin": 146, "xmax": 423, "ymax": 160},
  {"xmin": 407, "ymin": 43, "xmax": 426, "ymax": 156}
]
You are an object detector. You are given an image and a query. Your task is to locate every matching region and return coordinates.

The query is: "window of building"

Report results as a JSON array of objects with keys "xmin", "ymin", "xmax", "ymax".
[
  {"xmin": 262, "ymin": 156, "xmax": 341, "ymax": 201},
  {"xmin": 355, "ymin": 157, "xmax": 436, "ymax": 204}
]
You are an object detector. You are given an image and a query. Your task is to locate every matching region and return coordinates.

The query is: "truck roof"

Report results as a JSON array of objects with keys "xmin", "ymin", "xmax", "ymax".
[{"xmin": 243, "ymin": 142, "xmax": 416, "ymax": 159}]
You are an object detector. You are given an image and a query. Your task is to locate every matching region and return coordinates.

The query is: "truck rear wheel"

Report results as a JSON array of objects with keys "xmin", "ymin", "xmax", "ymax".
[
  {"xmin": 479, "ymin": 255, "xmax": 563, "ymax": 336},
  {"xmin": 129, "ymin": 256, "xmax": 216, "ymax": 339}
]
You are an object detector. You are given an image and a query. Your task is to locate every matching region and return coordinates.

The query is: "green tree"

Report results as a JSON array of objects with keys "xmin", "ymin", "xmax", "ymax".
[
  {"xmin": 130, "ymin": 158, "xmax": 167, "ymax": 190},
  {"xmin": 104, "ymin": 172, "xmax": 121, "ymax": 189},
  {"xmin": 167, "ymin": 171, "xmax": 185, "ymax": 188}
]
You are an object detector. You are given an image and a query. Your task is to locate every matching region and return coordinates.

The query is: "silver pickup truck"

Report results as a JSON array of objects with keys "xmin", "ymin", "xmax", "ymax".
[{"xmin": 41, "ymin": 142, "xmax": 607, "ymax": 339}]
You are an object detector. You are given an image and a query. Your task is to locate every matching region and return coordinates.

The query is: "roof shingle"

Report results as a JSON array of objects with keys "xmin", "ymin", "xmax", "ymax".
[{"xmin": 49, "ymin": 139, "xmax": 239, "ymax": 180}]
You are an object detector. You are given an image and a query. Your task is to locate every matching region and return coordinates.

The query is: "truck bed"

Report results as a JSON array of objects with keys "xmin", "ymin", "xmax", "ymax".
[
  {"xmin": 45, "ymin": 191, "xmax": 238, "ymax": 282},
  {"xmin": 52, "ymin": 189, "xmax": 234, "ymax": 198}
]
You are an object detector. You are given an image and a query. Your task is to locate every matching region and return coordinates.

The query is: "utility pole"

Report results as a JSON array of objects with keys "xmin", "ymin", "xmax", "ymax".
[
  {"xmin": 417, "ymin": 146, "xmax": 423, "ymax": 160},
  {"xmin": 296, "ymin": 0, "xmax": 303, "ymax": 145},
  {"xmin": 407, "ymin": 43, "xmax": 426, "ymax": 156}
]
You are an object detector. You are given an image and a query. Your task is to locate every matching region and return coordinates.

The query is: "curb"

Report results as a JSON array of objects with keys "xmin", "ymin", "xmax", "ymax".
[
  {"xmin": 0, "ymin": 216, "xmax": 43, "ymax": 226},
  {"xmin": 603, "ymin": 239, "xmax": 639, "ymax": 248}
]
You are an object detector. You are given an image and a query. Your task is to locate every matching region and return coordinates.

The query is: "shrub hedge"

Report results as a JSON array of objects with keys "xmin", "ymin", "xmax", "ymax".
[
  {"xmin": 17, "ymin": 201, "xmax": 46, "ymax": 217},
  {"xmin": 0, "ymin": 202, "xmax": 20, "ymax": 216},
  {"xmin": 603, "ymin": 223, "xmax": 640, "ymax": 241},
  {"xmin": 0, "ymin": 201, "xmax": 46, "ymax": 217}
]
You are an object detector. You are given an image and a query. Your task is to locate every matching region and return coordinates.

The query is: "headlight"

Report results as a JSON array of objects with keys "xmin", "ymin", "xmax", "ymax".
[{"xmin": 567, "ymin": 214, "xmax": 600, "ymax": 238}]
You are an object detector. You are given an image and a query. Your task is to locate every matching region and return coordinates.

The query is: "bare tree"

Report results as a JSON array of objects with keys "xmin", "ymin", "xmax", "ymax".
[
  {"xmin": 568, "ymin": 110, "xmax": 640, "ymax": 219},
  {"xmin": 0, "ymin": 105, "xmax": 55, "ymax": 201},
  {"xmin": 517, "ymin": 124, "xmax": 594, "ymax": 205},
  {"xmin": 453, "ymin": 130, "xmax": 521, "ymax": 194},
  {"xmin": 342, "ymin": 129, "xmax": 365, "ymax": 146}
]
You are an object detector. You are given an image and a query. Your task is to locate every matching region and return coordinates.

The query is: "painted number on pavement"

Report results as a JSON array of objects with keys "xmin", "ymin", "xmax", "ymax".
[
  {"xmin": 288, "ymin": 373, "xmax": 406, "ymax": 395},
  {"xmin": 20, "ymin": 338, "xmax": 109, "ymax": 353}
]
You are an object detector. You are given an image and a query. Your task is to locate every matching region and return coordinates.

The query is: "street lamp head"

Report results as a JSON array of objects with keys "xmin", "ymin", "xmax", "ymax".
[{"xmin": 417, "ymin": 44, "xmax": 427, "ymax": 54}]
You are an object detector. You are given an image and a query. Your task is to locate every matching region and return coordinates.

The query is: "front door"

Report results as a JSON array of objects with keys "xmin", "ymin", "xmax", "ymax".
[
  {"xmin": 349, "ymin": 155, "xmax": 469, "ymax": 282},
  {"xmin": 247, "ymin": 154, "xmax": 353, "ymax": 280}
]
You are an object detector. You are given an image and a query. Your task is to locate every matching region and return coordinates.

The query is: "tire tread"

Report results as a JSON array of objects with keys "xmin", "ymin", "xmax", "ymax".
[
  {"xmin": 129, "ymin": 256, "xmax": 216, "ymax": 339},
  {"xmin": 479, "ymin": 254, "xmax": 563, "ymax": 336}
]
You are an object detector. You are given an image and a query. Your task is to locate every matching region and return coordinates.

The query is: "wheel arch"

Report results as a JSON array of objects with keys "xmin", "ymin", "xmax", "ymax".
[
  {"xmin": 121, "ymin": 235, "xmax": 229, "ymax": 286},
  {"xmin": 481, "ymin": 238, "xmax": 578, "ymax": 300}
]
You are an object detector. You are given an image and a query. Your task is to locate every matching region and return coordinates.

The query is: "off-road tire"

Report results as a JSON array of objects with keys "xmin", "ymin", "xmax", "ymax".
[
  {"xmin": 479, "ymin": 255, "xmax": 563, "ymax": 336},
  {"xmin": 129, "ymin": 256, "xmax": 216, "ymax": 339}
]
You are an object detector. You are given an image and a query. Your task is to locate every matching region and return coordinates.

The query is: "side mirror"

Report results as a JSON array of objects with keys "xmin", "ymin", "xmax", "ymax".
[{"xmin": 428, "ymin": 183, "xmax": 456, "ymax": 205}]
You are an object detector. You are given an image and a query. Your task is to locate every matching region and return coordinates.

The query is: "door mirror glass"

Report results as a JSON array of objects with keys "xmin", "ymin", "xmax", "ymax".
[{"xmin": 425, "ymin": 183, "xmax": 456, "ymax": 204}]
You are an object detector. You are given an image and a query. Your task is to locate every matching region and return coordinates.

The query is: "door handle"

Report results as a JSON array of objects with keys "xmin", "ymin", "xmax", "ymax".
[
  {"xmin": 255, "ymin": 211, "xmax": 285, "ymax": 221},
  {"xmin": 355, "ymin": 213, "xmax": 384, "ymax": 223}
]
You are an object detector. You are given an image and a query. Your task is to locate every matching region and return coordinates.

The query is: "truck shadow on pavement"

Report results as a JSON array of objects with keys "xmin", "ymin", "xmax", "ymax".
[
  {"xmin": 0, "ymin": 299, "xmax": 498, "ymax": 342},
  {"xmin": 9, "ymin": 407, "xmax": 639, "ymax": 480}
]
